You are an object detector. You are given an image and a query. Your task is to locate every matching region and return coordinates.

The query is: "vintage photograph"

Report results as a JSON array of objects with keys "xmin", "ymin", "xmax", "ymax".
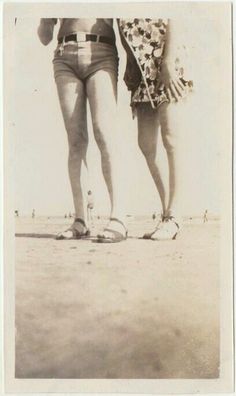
[{"xmin": 3, "ymin": 1, "xmax": 234, "ymax": 394}]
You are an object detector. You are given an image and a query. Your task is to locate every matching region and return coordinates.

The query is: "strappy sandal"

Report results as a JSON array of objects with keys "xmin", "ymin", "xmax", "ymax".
[
  {"xmin": 143, "ymin": 214, "xmax": 164, "ymax": 239},
  {"xmin": 55, "ymin": 218, "xmax": 90, "ymax": 240},
  {"xmin": 96, "ymin": 217, "xmax": 128, "ymax": 243},
  {"xmin": 150, "ymin": 216, "xmax": 180, "ymax": 241}
]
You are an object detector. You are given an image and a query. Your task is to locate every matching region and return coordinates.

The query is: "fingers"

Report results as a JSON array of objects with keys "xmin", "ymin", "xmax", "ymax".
[
  {"xmin": 160, "ymin": 73, "xmax": 188, "ymax": 103},
  {"xmin": 177, "ymin": 79, "xmax": 186, "ymax": 91},
  {"xmin": 169, "ymin": 80, "xmax": 181, "ymax": 101},
  {"xmin": 166, "ymin": 78, "xmax": 187, "ymax": 102},
  {"xmin": 165, "ymin": 81, "xmax": 179, "ymax": 102},
  {"xmin": 176, "ymin": 79, "xmax": 188, "ymax": 98}
]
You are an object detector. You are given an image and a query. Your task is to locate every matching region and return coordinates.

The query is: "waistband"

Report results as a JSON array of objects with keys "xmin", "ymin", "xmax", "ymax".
[{"xmin": 58, "ymin": 32, "xmax": 115, "ymax": 46}]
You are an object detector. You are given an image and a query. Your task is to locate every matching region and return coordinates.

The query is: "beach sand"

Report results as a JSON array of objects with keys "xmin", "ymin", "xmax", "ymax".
[{"xmin": 15, "ymin": 216, "xmax": 220, "ymax": 379}]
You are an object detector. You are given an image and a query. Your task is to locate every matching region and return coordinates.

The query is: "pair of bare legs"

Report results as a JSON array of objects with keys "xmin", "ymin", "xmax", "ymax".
[
  {"xmin": 56, "ymin": 69, "xmax": 126, "ymax": 240},
  {"xmin": 137, "ymin": 101, "xmax": 183, "ymax": 240}
]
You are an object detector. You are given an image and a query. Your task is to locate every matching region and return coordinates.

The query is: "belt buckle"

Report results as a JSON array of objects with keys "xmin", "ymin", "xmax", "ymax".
[{"xmin": 76, "ymin": 32, "xmax": 86, "ymax": 42}]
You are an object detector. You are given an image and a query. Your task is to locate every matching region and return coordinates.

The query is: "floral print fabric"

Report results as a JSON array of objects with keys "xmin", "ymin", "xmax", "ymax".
[{"xmin": 119, "ymin": 18, "xmax": 193, "ymax": 109}]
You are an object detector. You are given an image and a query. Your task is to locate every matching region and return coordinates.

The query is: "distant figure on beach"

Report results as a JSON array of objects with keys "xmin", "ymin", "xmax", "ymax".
[
  {"xmin": 87, "ymin": 190, "xmax": 94, "ymax": 223},
  {"xmin": 152, "ymin": 212, "xmax": 156, "ymax": 221},
  {"xmin": 32, "ymin": 209, "xmax": 35, "ymax": 219},
  {"xmin": 15, "ymin": 210, "xmax": 19, "ymax": 217},
  {"xmin": 64, "ymin": 214, "xmax": 67, "ymax": 218},
  {"xmin": 68, "ymin": 212, "xmax": 72, "ymax": 218},
  {"xmin": 203, "ymin": 210, "xmax": 208, "ymax": 223}
]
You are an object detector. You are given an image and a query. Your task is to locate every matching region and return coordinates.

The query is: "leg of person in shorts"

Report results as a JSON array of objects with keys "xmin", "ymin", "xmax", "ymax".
[{"xmin": 53, "ymin": 41, "xmax": 127, "ymax": 241}]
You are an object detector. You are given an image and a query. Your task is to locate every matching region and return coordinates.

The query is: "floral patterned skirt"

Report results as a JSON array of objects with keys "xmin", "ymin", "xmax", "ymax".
[{"xmin": 119, "ymin": 18, "xmax": 193, "ymax": 111}]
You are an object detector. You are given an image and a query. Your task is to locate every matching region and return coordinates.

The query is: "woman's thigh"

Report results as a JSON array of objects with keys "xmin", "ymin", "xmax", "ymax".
[
  {"xmin": 159, "ymin": 102, "xmax": 185, "ymax": 139},
  {"xmin": 137, "ymin": 103, "xmax": 160, "ymax": 152},
  {"xmin": 55, "ymin": 75, "xmax": 88, "ymax": 145}
]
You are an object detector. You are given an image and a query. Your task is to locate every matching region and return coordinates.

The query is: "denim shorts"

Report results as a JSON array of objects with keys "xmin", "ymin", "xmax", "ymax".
[{"xmin": 53, "ymin": 40, "xmax": 119, "ymax": 82}]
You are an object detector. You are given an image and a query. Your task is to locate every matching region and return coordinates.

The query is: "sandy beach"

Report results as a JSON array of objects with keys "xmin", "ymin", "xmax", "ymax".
[{"xmin": 15, "ymin": 216, "xmax": 220, "ymax": 379}]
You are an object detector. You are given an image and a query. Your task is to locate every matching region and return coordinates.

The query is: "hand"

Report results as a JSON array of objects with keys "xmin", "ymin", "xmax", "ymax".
[
  {"xmin": 160, "ymin": 60, "xmax": 186, "ymax": 102},
  {"xmin": 124, "ymin": 57, "xmax": 141, "ymax": 91}
]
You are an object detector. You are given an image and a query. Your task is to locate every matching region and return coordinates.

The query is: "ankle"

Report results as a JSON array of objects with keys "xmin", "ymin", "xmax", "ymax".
[
  {"xmin": 74, "ymin": 217, "xmax": 88, "ymax": 230},
  {"xmin": 165, "ymin": 210, "xmax": 181, "ymax": 219}
]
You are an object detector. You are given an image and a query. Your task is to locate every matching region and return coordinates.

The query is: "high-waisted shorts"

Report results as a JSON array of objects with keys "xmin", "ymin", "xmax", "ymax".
[{"xmin": 53, "ymin": 40, "xmax": 119, "ymax": 82}]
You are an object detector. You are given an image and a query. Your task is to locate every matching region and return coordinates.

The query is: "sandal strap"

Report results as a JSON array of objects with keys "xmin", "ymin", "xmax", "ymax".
[
  {"xmin": 73, "ymin": 218, "xmax": 90, "ymax": 235},
  {"xmin": 167, "ymin": 216, "xmax": 180, "ymax": 229},
  {"xmin": 74, "ymin": 217, "xmax": 86, "ymax": 227},
  {"xmin": 73, "ymin": 228, "xmax": 90, "ymax": 237},
  {"xmin": 56, "ymin": 227, "xmax": 90, "ymax": 239},
  {"xmin": 99, "ymin": 227, "xmax": 127, "ymax": 241},
  {"xmin": 104, "ymin": 228, "xmax": 127, "ymax": 238},
  {"xmin": 110, "ymin": 217, "xmax": 127, "ymax": 232}
]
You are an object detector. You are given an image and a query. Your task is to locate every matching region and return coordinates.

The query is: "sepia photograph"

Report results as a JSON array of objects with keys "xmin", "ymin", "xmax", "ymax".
[{"xmin": 3, "ymin": 1, "xmax": 234, "ymax": 394}]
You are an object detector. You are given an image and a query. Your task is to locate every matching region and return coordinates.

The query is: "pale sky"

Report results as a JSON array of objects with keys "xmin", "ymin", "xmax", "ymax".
[{"xmin": 11, "ymin": 15, "xmax": 230, "ymax": 217}]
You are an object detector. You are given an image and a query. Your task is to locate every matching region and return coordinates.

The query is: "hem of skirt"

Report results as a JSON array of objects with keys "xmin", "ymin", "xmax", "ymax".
[
  {"xmin": 131, "ymin": 97, "xmax": 169, "ymax": 118},
  {"xmin": 130, "ymin": 81, "xmax": 194, "ymax": 118}
]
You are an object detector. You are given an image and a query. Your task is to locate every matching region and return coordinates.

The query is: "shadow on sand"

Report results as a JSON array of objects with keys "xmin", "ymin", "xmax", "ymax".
[
  {"xmin": 15, "ymin": 233, "xmax": 143, "ymax": 241},
  {"xmin": 15, "ymin": 234, "xmax": 99, "ymax": 241},
  {"xmin": 15, "ymin": 233, "xmax": 56, "ymax": 239}
]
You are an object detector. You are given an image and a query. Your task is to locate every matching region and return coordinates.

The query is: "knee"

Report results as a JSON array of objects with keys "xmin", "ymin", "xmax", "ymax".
[
  {"xmin": 159, "ymin": 106, "xmax": 178, "ymax": 153},
  {"xmin": 162, "ymin": 133, "xmax": 177, "ymax": 153},
  {"xmin": 93, "ymin": 123, "xmax": 110, "ymax": 154},
  {"xmin": 68, "ymin": 135, "xmax": 88, "ymax": 158}
]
